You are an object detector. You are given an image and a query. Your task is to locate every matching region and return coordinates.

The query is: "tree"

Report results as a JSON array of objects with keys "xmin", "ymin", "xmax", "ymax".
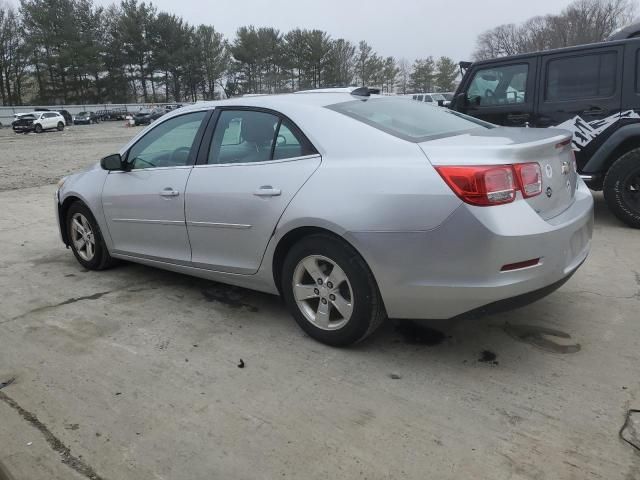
[
  {"xmin": 196, "ymin": 25, "xmax": 228, "ymax": 99},
  {"xmin": 409, "ymin": 57, "xmax": 435, "ymax": 92},
  {"xmin": 396, "ymin": 58, "xmax": 410, "ymax": 94},
  {"xmin": 434, "ymin": 56, "xmax": 457, "ymax": 92},
  {"xmin": 0, "ymin": 2, "xmax": 28, "ymax": 104},
  {"xmin": 474, "ymin": 0, "xmax": 636, "ymax": 60},
  {"xmin": 324, "ymin": 38, "xmax": 356, "ymax": 87}
]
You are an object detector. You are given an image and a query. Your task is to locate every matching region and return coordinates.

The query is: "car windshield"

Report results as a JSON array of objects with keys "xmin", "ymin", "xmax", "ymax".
[
  {"xmin": 431, "ymin": 94, "xmax": 446, "ymax": 101},
  {"xmin": 78, "ymin": 112, "xmax": 88, "ymax": 116},
  {"xmin": 327, "ymin": 97, "xmax": 491, "ymax": 142},
  {"xmin": 442, "ymin": 93, "xmax": 453, "ymax": 100}
]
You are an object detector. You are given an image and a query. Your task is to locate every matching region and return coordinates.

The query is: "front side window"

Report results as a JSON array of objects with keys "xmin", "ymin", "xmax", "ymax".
[
  {"xmin": 545, "ymin": 52, "xmax": 617, "ymax": 101},
  {"xmin": 127, "ymin": 111, "xmax": 206, "ymax": 170},
  {"xmin": 328, "ymin": 97, "xmax": 490, "ymax": 142},
  {"xmin": 208, "ymin": 110, "xmax": 314, "ymax": 164},
  {"xmin": 467, "ymin": 64, "xmax": 528, "ymax": 106}
]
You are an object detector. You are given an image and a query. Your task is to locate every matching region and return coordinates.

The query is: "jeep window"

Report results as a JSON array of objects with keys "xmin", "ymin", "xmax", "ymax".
[
  {"xmin": 467, "ymin": 64, "xmax": 528, "ymax": 106},
  {"xmin": 545, "ymin": 52, "xmax": 617, "ymax": 101}
]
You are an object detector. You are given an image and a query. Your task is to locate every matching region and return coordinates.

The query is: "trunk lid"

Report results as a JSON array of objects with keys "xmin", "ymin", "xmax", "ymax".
[{"xmin": 419, "ymin": 127, "xmax": 578, "ymax": 220}]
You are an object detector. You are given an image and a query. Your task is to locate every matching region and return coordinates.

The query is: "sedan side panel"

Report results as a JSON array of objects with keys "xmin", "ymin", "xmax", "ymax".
[{"xmin": 185, "ymin": 156, "xmax": 321, "ymax": 274}]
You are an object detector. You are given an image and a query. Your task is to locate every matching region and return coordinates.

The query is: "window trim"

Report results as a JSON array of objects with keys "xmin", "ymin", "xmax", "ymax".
[
  {"xmin": 123, "ymin": 109, "xmax": 213, "ymax": 171},
  {"xmin": 196, "ymin": 106, "xmax": 318, "ymax": 166},
  {"xmin": 543, "ymin": 50, "xmax": 618, "ymax": 103}
]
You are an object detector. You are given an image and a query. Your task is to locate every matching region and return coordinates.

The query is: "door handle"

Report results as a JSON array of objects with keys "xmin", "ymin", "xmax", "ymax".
[
  {"xmin": 253, "ymin": 186, "xmax": 281, "ymax": 197},
  {"xmin": 160, "ymin": 188, "xmax": 180, "ymax": 197}
]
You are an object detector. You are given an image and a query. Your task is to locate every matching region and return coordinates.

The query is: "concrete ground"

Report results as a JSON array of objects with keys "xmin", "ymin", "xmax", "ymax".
[{"xmin": 0, "ymin": 123, "xmax": 639, "ymax": 479}]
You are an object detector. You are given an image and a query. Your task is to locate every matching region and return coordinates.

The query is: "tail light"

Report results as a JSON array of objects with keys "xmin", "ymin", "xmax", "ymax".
[
  {"xmin": 514, "ymin": 163, "xmax": 542, "ymax": 198},
  {"xmin": 436, "ymin": 163, "xmax": 542, "ymax": 206}
]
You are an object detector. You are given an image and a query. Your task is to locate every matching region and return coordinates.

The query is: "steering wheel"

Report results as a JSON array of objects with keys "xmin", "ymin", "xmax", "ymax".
[
  {"xmin": 169, "ymin": 146, "xmax": 192, "ymax": 165},
  {"xmin": 277, "ymin": 134, "xmax": 287, "ymax": 146}
]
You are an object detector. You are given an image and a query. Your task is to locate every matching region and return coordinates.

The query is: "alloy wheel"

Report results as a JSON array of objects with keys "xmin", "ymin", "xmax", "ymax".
[
  {"xmin": 292, "ymin": 255, "xmax": 354, "ymax": 330},
  {"xmin": 70, "ymin": 213, "xmax": 96, "ymax": 261}
]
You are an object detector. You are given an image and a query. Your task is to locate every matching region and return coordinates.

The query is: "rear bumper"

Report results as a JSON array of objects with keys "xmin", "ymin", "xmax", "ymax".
[{"xmin": 346, "ymin": 179, "xmax": 594, "ymax": 320}]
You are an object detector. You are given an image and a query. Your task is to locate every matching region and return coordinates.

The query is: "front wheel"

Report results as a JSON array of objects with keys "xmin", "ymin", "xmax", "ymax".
[
  {"xmin": 603, "ymin": 149, "xmax": 640, "ymax": 228},
  {"xmin": 34, "ymin": 124, "xmax": 43, "ymax": 133},
  {"xmin": 57, "ymin": 122, "xmax": 64, "ymax": 131},
  {"xmin": 281, "ymin": 234, "xmax": 386, "ymax": 346},
  {"xmin": 66, "ymin": 202, "xmax": 116, "ymax": 270}
]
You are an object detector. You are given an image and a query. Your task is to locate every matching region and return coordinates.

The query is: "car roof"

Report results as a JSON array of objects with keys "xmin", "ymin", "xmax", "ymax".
[{"xmin": 469, "ymin": 36, "xmax": 640, "ymax": 67}]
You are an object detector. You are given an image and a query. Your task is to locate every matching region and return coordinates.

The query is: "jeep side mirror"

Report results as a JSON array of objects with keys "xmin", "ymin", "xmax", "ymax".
[
  {"xmin": 100, "ymin": 153, "xmax": 124, "ymax": 171},
  {"xmin": 452, "ymin": 92, "xmax": 469, "ymax": 110}
]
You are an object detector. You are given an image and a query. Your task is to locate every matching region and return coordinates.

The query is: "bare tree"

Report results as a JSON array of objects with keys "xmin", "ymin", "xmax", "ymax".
[
  {"xmin": 474, "ymin": 0, "xmax": 637, "ymax": 60},
  {"xmin": 397, "ymin": 57, "xmax": 410, "ymax": 94}
]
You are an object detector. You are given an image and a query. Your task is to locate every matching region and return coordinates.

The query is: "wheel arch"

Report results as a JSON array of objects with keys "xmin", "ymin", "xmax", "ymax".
[
  {"xmin": 271, "ymin": 226, "xmax": 379, "ymax": 299},
  {"xmin": 582, "ymin": 125, "xmax": 640, "ymax": 181}
]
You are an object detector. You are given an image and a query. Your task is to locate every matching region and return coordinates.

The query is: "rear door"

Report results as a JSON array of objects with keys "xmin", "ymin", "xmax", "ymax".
[
  {"xmin": 185, "ymin": 108, "xmax": 321, "ymax": 274},
  {"xmin": 458, "ymin": 58, "xmax": 537, "ymax": 126},
  {"xmin": 534, "ymin": 46, "xmax": 623, "ymax": 170}
]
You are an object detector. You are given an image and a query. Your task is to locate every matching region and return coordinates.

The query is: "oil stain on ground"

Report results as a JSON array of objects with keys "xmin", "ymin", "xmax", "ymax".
[
  {"xmin": 504, "ymin": 323, "xmax": 580, "ymax": 354},
  {"xmin": 202, "ymin": 285, "xmax": 259, "ymax": 312},
  {"xmin": 395, "ymin": 320, "xmax": 446, "ymax": 346}
]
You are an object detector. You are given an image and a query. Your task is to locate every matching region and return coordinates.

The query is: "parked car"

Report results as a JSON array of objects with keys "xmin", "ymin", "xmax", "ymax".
[
  {"xmin": 450, "ymin": 36, "xmax": 640, "ymax": 228},
  {"xmin": 133, "ymin": 108, "xmax": 165, "ymax": 126},
  {"xmin": 12, "ymin": 111, "xmax": 65, "ymax": 133},
  {"xmin": 73, "ymin": 111, "xmax": 99, "ymax": 125},
  {"xmin": 57, "ymin": 109, "xmax": 73, "ymax": 126},
  {"xmin": 55, "ymin": 88, "xmax": 593, "ymax": 346}
]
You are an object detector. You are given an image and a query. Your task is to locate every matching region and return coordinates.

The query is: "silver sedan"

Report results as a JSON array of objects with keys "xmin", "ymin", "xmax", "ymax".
[{"xmin": 55, "ymin": 88, "xmax": 593, "ymax": 346}]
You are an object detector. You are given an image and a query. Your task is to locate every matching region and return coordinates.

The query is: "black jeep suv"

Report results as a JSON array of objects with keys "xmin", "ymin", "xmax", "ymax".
[{"xmin": 450, "ymin": 31, "xmax": 640, "ymax": 228}]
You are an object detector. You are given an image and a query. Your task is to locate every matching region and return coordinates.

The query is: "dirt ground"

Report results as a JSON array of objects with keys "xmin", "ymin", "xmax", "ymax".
[
  {"xmin": 0, "ymin": 123, "xmax": 639, "ymax": 479},
  {"xmin": 0, "ymin": 122, "xmax": 139, "ymax": 192}
]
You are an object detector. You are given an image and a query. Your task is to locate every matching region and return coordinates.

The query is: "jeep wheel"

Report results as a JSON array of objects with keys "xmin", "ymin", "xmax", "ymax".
[{"xmin": 603, "ymin": 148, "xmax": 640, "ymax": 228}]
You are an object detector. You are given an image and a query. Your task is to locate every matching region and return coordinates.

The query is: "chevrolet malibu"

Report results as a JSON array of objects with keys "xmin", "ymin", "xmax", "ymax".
[{"xmin": 55, "ymin": 88, "xmax": 593, "ymax": 346}]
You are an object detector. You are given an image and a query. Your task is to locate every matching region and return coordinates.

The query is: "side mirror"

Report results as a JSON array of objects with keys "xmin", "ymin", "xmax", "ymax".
[
  {"xmin": 437, "ymin": 99, "xmax": 445, "ymax": 107},
  {"xmin": 100, "ymin": 153, "xmax": 124, "ymax": 171},
  {"xmin": 452, "ymin": 92, "xmax": 469, "ymax": 110}
]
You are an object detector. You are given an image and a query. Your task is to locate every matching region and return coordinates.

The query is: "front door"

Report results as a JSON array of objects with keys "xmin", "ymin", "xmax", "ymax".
[
  {"xmin": 534, "ymin": 46, "xmax": 624, "ymax": 171},
  {"xmin": 185, "ymin": 109, "xmax": 321, "ymax": 274},
  {"xmin": 102, "ymin": 111, "xmax": 208, "ymax": 262},
  {"xmin": 460, "ymin": 59, "xmax": 537, "ymax": 126}
]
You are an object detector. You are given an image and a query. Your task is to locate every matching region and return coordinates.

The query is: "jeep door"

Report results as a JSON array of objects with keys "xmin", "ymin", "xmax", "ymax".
[
  {"xmin": 455, "ymin": 58, "xmax": 537, "ymax": 127},
  {"xmin": 534, "ymin": 45, "xmax": 623, "ymax": 170}
]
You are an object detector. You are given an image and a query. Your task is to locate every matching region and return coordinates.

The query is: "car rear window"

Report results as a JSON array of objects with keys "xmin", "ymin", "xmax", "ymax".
[{"xmin": 327, "ymin": 97, "xmax": 491, "ymax": 142}]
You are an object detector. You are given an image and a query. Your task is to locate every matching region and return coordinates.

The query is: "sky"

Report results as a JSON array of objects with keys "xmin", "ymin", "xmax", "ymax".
[{"xmin": 8, "ymin": 0, "xmax": 579, "ymax": 60}]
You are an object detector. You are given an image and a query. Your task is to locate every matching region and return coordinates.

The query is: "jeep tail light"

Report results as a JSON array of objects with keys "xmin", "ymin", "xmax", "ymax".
[
  {"xmin": 514, "ymin": 162, "xmax": 542, "ymax": 198},
  {"xmin": 436, "ymin": 163, "xmax": 542, "ymax": 206},
  {"xmin": 435, "ymin": 165, "xmax": 517, "ymax": 206}
]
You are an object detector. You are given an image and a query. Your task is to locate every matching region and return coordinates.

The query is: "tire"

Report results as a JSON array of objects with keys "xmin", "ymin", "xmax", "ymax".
[
  {"xmin": 281, "ymin": 234, "xmax": 386, "ymax": 347},
  {"xmin": 603, "ymin": 148, "xmax": 640, "ymax": 228},
  {"xmin": 66, "ymin": 202, "xmax": 116, "ymax": 270},
  {"xmin": 34, "ymin": 124, "xmax": 42, "ymax": 133},
  {"xmin": 57, "ymin": 122, "xmax": 64, "ymax": 131}
]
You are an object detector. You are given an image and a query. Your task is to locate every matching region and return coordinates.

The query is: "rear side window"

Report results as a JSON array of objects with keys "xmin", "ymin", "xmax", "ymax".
[
  {"xmin": 327, "ymin": 97, "xmax": 490, "ymax": 142},
  {"xmin": 467, "ymin": 64, "xmax": 528, "ymax": 106},
  {"xmin": 208, "ymin": 110, "xmax": 316, "ymax": 165},
  {"xmin": 545, "ymin": 52, "xmax": 617, "ymax": 101}
]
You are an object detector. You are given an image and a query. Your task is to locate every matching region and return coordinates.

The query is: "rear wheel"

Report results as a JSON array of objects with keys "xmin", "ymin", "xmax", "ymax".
[
  {"xmin": 281, "ymin": 234, "xmax": 386, "ymax": 346},
  {"xmin": 66, "ymin": 202, "xmax": 116, "ymax": 270},
  {"xmin": 34, "ymin": 124, "xmax": 42, "ymax": 133},
  {"xmin": 57, "ymin": 122, "xmax": 64, "ymax": 131},
  {"xmin": 603, "ymin": 149, "xmax": 640, "ymax": 228}
]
